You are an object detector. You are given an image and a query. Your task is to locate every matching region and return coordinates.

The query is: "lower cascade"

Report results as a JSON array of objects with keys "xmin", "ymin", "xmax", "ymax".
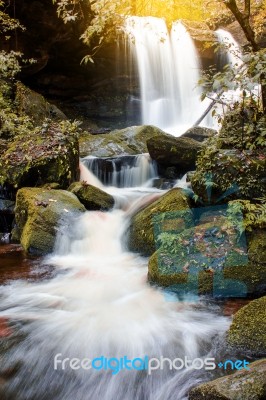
[
  {"xmin": 82, "ymin": 153, "xmax": 158, "ymax": 188},
  {"xmin": 0, "ymin": 164, "xmax": 230, "ymax": 400}
]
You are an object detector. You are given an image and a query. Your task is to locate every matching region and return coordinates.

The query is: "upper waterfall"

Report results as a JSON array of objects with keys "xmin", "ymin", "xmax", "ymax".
[{"xmin": 125, "ymin": 17, "xmax": 212, "ymax": 136}]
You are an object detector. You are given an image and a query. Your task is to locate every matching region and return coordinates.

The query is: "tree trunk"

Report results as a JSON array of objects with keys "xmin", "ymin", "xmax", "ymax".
[{"xmin": 224, "ymin": 0, "xmax": 266, "ymax": 114}]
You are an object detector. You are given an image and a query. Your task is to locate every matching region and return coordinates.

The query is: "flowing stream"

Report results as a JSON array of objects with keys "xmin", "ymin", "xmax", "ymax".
[{"xmin": 0, "ymin": 160, "xmax": 230, "ymax": 400}]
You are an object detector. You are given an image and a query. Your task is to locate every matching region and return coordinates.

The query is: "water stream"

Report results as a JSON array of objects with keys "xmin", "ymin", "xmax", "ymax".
[{"xmin": 0, "ymin": 160, "xmax": 231, "ymax": 400}]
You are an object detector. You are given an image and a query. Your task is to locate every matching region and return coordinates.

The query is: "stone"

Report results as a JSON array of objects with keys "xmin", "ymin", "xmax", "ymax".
[
  {"xmin": 0, "ymin": 122, "xmax": 80, "ymax": 189},
  {"xmin": 189, "ymin": 359, "xmax": 266, "ymax": 400},
  {"xmin": 227, "ymin": 296, "xmax": 266, "ymax": 355},
  {"xmin": 127, "ymin": 188, "xmax": 192, "ymax": 256},
  {"xmin": 68, "ymin": 182, "xmax": 114, "ymax": 211},
  {"xmin": 147, "ymin": 133, "xmax": 203, "ymax": 172},
  {"xmin": 182, "ymin": 126, "xmax": 217, "ymax": 142},
  {"xmin": 12, "ymin": 188, "xmax": 86, "ymax": 255},
  {"xmin": 15, "ymin": 82, "xmax": 67, "ymax": 126},
  {"xmin": 148, "ymin": 226, "xmax": 266, "ymax": 298},
  {"xmin": 79, "ymin": 125, "xmax": 168, "ymax": 158}
]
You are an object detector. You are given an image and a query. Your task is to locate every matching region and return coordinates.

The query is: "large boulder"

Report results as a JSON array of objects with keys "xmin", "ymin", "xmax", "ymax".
[
  {"xmin": 189, "ymin": 359, "xmax": 266, "ymax": 400},
  {"xmin": 68, "ymin": 182, "xmax": 114, "ymax": 211},
  {"xmin": 0, "ymin": 122, "xmax": 80, "ymax": 189},
  {"xmin": 227, "ymin": 296, "xmax": 266, "ymax": 355},
  {"xmin": 79, "ymin": 125, "xmax": 168, "ymax": 157},
  {"xmin": 127, "ymin": 188, "xmax": 192, "ymax": 256},
  {"xmin": 182, "ymin": 126, "xmax": 217, "ymax": 142},
  {"xmin": 15, "ymin": 82, "xmax": 67, "ymax": 125},
  {"xmin": 12, "ymin": 188, "xmax": 86, "ymax": 255},
  {"xmin": 148, "ymin": 224, "xmax": 266, "ymax": 297},
  {"xmin": 147, "ymin": 133, "xmax": 203, "ymax": 172}
]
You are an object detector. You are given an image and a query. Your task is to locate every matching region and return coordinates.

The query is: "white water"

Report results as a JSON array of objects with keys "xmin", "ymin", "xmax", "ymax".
[
  {"xmin": 0, "ymin": 164, "xmax": 230, "ymax": 400},
  {"xmin": 215, "ymin": 29, "xmax": 262, "ymax": 106},
  {"xmin": 83, "ymin": 154, "xmax": 158, "ymax": 188},
  {"xmin": 125, "ymin": 17, "xmax": 214, "ymax": 136},
  {"xmin": 215, "ymin": 29, "xmax": 243, "ymax": 70}
]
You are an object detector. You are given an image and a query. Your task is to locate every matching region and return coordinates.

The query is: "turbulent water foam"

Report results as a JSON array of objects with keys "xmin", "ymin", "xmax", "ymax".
[{"xmin": 0, "ymin": 166, "xmax": 230, "ymax": 400}]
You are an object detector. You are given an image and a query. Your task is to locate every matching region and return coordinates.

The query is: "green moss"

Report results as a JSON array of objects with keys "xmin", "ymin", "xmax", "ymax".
[
  {"xmin": 0, "ymin": 121, "xmax": 80, "ymax": 189},
  {"xmin": 79, "ymin": 125, "xmax": 168, "ymax": 157},
  {"xmin": 68, "ymin": 182, "xmax": 114, "ymax": 211},
  {"xmin": 13, "ymin": 188, "xmax": 86, "ymax": 255},
  {"xmin": 189, "ymin": 359, "xmax": 266, "ymax": 400},
  {"xmin": 128, "ymin": 188, "xmax": 192, "ymax": 256},
  {"xmin": 228, "ymin": 297, "xmax": 266, "ymax": 354}
]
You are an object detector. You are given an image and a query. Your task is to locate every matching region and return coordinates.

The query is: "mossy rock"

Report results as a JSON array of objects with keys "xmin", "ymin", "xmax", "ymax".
[
  {"xmin": 15, "ymin": 82, "xmax": 67, "ymax": 126},
  {"xmin": 182, "ymin": 126, "xmax": 217, "ymax": 142},
  {"xmin": 147, "ymin": 133, "xmax": 202, "ymax": 171},
  {"xmin": 148, "ymin": 218, "xmax": 228, "ymax": 291},
  {"xmin": 79, "ymin": 125, "xmax": 168, "ymax": 157},
  {"xmin": 12, "ymin": 188, "xmax": 86, "ymax": 255},
  {"xmin": 127, "ymin": 188, "xmax": 192, "ymax": 256},
  {"xmin": 68, "ymin": 182, "xmax": 114, "ymax": 211},
  {"xmin": 189, "ymin": 359, "xmax": 266, "ymax": 400},
  {"xmin": 227, "ymin": 297, "xmax": 266, "ymax": 355},
  {"xmin": 148, "ymin": 227, "xmax": 266, "ymax": 297},
  {"xmin": 0, "ymin": 122, "xmax": 80, "ymax": 189}
]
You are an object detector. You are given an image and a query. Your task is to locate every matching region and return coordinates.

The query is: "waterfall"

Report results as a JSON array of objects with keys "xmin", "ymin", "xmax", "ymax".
[
  {"xmin": 215, "ymin": 29, "xmax": 243, "ymax": 70},
  {"xmin": 125, "ymin": 17, "xmax": 212, "ymax": 136},
  {"xmin": 0, "ymin": 166, "xmax": 230, "ymax": 400},
  {"xmin": 82, "ymin": 153, "xmax": 158, "ymax": 188}
]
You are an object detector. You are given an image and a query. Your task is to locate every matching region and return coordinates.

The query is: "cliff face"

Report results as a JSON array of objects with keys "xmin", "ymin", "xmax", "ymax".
[{"xmin": 4, "ymin": 2, "xmax": 264, "ymax": 129}]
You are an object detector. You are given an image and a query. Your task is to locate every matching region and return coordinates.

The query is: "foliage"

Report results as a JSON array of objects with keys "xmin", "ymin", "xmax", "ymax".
[
  {"xmin": 0, "ymin": 0, "xmax": 25, "ymax": 36},
  {"xmin": 227, "ymin": 197, "xmax": 266, "ymax": 231}
]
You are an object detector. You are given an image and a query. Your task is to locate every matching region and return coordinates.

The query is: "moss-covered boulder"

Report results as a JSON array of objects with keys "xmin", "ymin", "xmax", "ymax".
[
  {"xmin": 148, "ymin": 225, "xmax": 266, "ymax": 297},
  {"xmin": 192, "ymin": 149, "xmax": 266, "ymax": 202},
  {"xmin": 15, "ymin": 82, "xmax": 67, "ymax": 126},
  {"xmin": 182, "ymin": 126, "xmax": 217, "ymax": 142},
  {"xmin": 127, "ymin": 188, "xmax": 192, "ymax": 256},
  {"xmin": 227, "ymin": 296, "xmax": 266, "ymax": 355},
  {"xmin": 189, "ymin": 359, "xmax": 266, "ymax": 400},
  {"xmin": 79, "ymin": 125, "xmax": 168, "ymax": 157},
  {"xmin": 147, "ymin": 133, "xmax": 202, "ymax": 172},
  {"xmin": 68, "ymin": 182, "xmax": 114, "ymax": 211},
  {"xmin": 13, "ymin": 188, "xmax": 86, "ymax": 255},
  {"xmin": 148, "ymin": 217, "xmax": 228, "ymax": 289},
  {"xmin": 0, "ymin": 122, "xmax": 80, "ymax": 189}
]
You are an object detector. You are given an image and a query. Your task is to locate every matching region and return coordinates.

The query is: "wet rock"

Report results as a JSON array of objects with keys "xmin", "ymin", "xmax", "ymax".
[
  {"xmin": 0, "ymin": 122, "xmax": 80, "ymax": 189},
  {"xmin": 79, "ymin": 125, "xmax": 167, "ymax": 158},
  {"xmin": 227, "ymin": 296, "xmax": 266, "ymax": 355},
  {"xmin": 127, "ymin": 188, "xmax": 192, "ymax": 256},
  {"xmin": 148, "ymin": 225, "xmax": 266, "ymax": 298},
  {"xmin": 15, "ymin": 82, "xmax": 67, "ymax": 126},
  {"xmin": 182, "ymin": 126, "xmax": 217, "ymax": 142},
  {"xmin": 189, "ymin": 359, "xmax": 266, "ymax": 400},
  {"xmin": 12, "ymin": 188, "xmax": 86, "ymax": 255},
  {"xmin": 147, "ymin": 133, "xmax": 203, "ymax": 172},
  {"xmin": 68, "ymin": 182, "xmax": 114, "ymax": 211}
]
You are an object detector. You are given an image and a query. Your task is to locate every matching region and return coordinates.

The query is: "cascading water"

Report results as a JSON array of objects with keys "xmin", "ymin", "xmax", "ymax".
[
  {"xmin": 215, "ymin": 29, "xmax": 243, "ymax": 70},
  {"xmin": 0, "ymin": 164, "xmax": 231, "ymax": 400},
  {"xmin": 215, "ymin": 30, "xmax": 261, "ymax": 107},
  {"xmin": 82, "ymin": 154, "xmax": 158, "ymax": 188},
  {"xmin": 125, "ymin": 17, "xmax": 213, "ymax": 135}
]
